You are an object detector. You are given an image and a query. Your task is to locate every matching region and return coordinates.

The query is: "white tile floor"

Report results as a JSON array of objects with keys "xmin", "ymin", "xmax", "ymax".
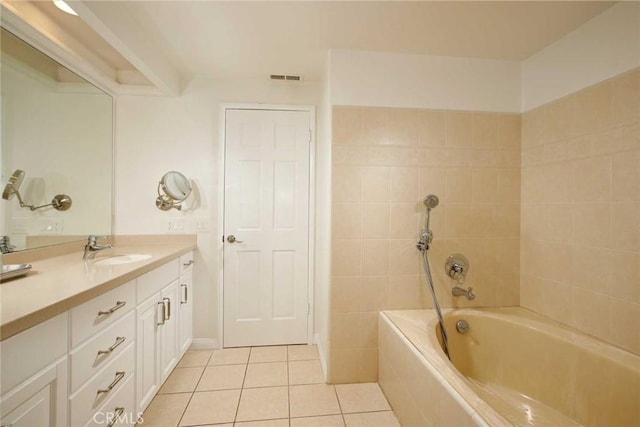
[{"xmin": 138, "ymin": 345, "xmax": 400, "ymax": 427}]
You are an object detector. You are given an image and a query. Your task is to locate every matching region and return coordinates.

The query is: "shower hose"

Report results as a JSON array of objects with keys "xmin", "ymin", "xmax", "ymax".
[{"xmin": 420, "ymin": 250, "xmax": 450, "ymax": 360}]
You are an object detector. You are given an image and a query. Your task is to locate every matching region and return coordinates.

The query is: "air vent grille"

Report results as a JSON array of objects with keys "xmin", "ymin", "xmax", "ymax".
[{"xmin": 270, "ymin": 74, "xmax": 303, "ymax": 82}]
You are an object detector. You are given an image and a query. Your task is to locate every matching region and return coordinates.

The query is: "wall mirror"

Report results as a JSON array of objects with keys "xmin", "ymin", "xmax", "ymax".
[{"xmin": 1, "ymin": 27, "xmax": 113, "ymax": 251}]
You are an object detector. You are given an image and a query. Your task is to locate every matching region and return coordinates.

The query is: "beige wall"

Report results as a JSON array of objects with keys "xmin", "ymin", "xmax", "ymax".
[
  {"xmin": 329, "ymin": 106, "xmax": 521, "ymax": 383},
  {"xmin": 520, "ymin": 68, "xmax": 640, "ymax": 355},
  {"xmin": 116, "ymin": 76, "xmax": 325, "ymax": 348}
]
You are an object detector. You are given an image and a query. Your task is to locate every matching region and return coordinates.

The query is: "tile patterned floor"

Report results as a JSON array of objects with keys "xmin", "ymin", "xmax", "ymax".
[{"xmin": 138, "ymin": 345, "xmax": 400, "ymax": 427}]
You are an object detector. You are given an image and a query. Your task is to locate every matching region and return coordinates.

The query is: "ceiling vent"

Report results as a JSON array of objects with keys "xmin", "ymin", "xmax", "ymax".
[{"xmin": 270, "ymin": 74, "xmax": 303, "ymax": 82}]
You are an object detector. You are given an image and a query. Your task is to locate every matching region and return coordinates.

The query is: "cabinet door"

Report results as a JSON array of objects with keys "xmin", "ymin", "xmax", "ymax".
[
  {"xmin": 135, "ymin": 294, "xmax": 160, "ymax": 413},
  {"xmin": 1, "ymin": 386, "xmax": 50, "ymax": 427},
  {"xmin": 178, "ymin": 270, "xmax": 193, "ymax": 356},
  {"xmin": 159, "ymin": 280, "xmax": 179, "ymax": 383},
  {"xmin": 0, "ymin": 359, "xmax": 67, "ymax": 427}
]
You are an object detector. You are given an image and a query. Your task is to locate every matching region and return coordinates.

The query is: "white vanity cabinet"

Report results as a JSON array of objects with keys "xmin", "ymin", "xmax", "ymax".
[
  {"xmin": 0, "ymin": 313, "xmax": 68, "ymax": 427},
  {"xmin": 1, "ymin": 247, "xmax": 197, "ymax": 427},
  {"xmin": 178, "ymin": 252, "xmax": 194, "ymax": 355},
  {"xmin": 135, "ymin": 259, "xmax": 180, "ymax": 413}
]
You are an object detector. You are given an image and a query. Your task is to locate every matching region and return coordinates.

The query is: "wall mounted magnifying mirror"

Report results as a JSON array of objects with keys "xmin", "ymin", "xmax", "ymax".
[
  {"xmin": 2, "ymin": 169, "xmax": 72, "ymax": 211},
  {"xmin": 156, "ymin": 171, "xmax": 192, "ymax": 211}
]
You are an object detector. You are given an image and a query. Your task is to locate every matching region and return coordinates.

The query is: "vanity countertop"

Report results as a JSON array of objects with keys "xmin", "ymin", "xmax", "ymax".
[{"xmin": 1, "ymin": 236, "xmax": 197, "ymax": 341}]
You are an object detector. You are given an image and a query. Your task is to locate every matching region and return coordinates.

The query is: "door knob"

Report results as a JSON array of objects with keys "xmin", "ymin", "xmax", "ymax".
[{"xmin": 226, "ymin": 235, "xmax": 243, "ymax": 243}]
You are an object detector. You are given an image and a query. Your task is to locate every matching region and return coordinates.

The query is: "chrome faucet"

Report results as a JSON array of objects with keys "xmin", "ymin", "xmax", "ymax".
[
  {"xmin": 83, "ymin": 235, "xmax": 113, "ymax": 260},
  {"xmin": 452, "ymin": 286, "xmax": 476, "ymax": 300},
  {"xmin": 0, "ymin": 236, "xmax": 15, "ymax": 254}
]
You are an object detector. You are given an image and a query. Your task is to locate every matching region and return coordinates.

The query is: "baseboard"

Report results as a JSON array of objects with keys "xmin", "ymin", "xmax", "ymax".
[
  {"xmin": 314, "ymin": 333, "xmax": 328, "ymax": 383},
  {"xmin": 189, "ymin": 338, "xmax": 219, "ymax": 350}
]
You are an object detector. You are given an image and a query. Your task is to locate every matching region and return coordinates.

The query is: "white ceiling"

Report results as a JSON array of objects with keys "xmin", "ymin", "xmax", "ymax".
[
  {"xmin": 114, "ymin": 1, "xmax": 615, "ymax": 81},
  {"xmin": 7, "ymin": 1, "xmax": 616, "ymax": 91}
]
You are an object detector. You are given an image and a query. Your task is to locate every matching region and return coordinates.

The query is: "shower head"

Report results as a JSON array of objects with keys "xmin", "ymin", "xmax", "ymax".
[{"xmin": 424, "ymin": 194, "xmax": 439, "ymax": 209}]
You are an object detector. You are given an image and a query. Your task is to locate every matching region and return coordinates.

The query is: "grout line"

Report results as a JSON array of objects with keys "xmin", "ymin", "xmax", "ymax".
[
  {"xmin": 332, "ymin": 383, "xmax": 348, "ymax": 426},
  {"xmin": 287, "ymin": 358, "xmax": 292, "ymax": 423},
  {"xmin": 190, "ymin": 363, "xmax": 207, "ymax": 394},
  {"xmin": 174, "ymin": 351, "xmax": 210, "ymax": 427},
  {"xmin": 175, "ymin": 390, "xmax": 195, "ymax": 427},
  {"xmin": 233, "ymin": 348, "xmax": 251, "ymax": 423}
]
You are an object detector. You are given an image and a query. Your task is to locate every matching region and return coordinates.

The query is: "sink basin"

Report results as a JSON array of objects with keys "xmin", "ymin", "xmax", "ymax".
[{"xmin": 93, "ymin": 254, "xmax": 152, "ymax": 266}]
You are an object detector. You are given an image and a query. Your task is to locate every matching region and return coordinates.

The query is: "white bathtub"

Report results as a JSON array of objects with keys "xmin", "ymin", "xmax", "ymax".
[{"xmin": 379, "ymin": 307, "xmax": 640, "ymax": 426}]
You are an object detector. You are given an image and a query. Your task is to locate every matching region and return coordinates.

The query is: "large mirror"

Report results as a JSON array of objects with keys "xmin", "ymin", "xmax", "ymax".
[{"xmin": 1, "ymin": 28, "xmax": 113, "ymax": 251}]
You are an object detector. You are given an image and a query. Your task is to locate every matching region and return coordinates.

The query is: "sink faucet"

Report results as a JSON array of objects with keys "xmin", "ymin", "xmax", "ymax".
[
  {"xmin": 0, "ymin": 236, "xmax": 15, "ymax": 254},
  {"xmin": 83, "ymin": 235, "xmax": 113, "ymax": 260}
]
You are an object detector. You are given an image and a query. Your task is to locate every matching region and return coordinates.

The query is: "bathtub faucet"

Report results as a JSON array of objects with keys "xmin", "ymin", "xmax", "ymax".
[{"xmin": 452, "ymin": 286, "xmax": 475, "ymax": 300}]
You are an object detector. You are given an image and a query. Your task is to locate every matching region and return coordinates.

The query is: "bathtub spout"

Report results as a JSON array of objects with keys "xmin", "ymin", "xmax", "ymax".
[{"xmin": 452, "ymin": 286, "xmax": 475, "ymax": 300}]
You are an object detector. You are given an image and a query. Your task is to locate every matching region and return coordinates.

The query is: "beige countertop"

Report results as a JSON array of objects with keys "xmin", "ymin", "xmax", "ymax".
[{"xmin": 1, "ymin": 235, "xmax": 197, "ymax": 341}]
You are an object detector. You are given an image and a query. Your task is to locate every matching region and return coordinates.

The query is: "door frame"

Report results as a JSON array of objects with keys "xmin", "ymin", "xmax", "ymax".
[{"xmin": 217, "ymin": 103, "xmax": 316, "ymax": 348}]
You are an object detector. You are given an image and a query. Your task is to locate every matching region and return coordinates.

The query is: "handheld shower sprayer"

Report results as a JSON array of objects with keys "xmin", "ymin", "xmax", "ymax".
[
  {"xmin": 416, "ymin": 193, "xmax": 451, "ymax": 359},
  {"xmin": 424, "ymin": 194, "xmax": 439, "ymax": 210}
]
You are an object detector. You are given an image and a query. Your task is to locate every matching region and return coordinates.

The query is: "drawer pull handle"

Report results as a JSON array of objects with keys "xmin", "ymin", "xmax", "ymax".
[
  {"xmin": 97, "ymin": 371, "xmax": 125, "ymax": 395},
  {"xmin": 181, "ymin": 284, "xmax": 188, "ymax": 304},
  {"xmin": 157, "ymin": 301, "xmax": 166, "ymax": 325},
  {"xmin": 97, "ymin": 336, "xmax": 126, "ymax": 356},
  {"xmin": 98, "ymin": 301, "xmax": 126, "ymax": 316},
  {"xmin": 163, "ymin": 297, "xmax": 171, "ymax": 320},
  {"xmin": 106, "ymin": 407, "xmax": 125, "ymax": 427},
  {"xmin": 183, "ymin": 260, "xmax": 194, "ymax": 266}
]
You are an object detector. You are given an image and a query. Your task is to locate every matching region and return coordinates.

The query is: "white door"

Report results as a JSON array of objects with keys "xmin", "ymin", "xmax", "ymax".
[{"xmin": 223, "ymin": 108, "xmax": 311, "ymax": 347}]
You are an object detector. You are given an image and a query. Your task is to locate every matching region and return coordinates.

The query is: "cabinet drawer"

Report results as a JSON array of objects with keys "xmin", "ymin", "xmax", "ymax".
[
  {"xmin": 70, "ymin": 311, "xmax": 135, "ymax": 392},
  {"xmin": 69, "ymin": 343, "xmax": 135, "ymax": 427},
  {"xmin": 70, "ymin": 281, "xmax": 135, "ymax": 347},
  {"xmin": 137, "ymin": 259, "xmax": 179, "ymax": 303},
  {"xmin": 180, "ymin": 251, "xmax": 194, "ymax": 273},
  {"xmin": 84, "ymin": 375, "xmax": 136, "ymax": 427}
]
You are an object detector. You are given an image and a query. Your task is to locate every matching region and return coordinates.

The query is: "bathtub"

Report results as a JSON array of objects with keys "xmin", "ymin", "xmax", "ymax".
[{"xmin": 378, "ymin": 307, "xmax": 640, "ymax": 426}]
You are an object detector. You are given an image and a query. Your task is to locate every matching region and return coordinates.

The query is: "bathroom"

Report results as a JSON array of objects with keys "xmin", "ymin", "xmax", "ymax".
[{"xmin": 0, "ymin": 1, "xmax": 638, "ymax": 426}]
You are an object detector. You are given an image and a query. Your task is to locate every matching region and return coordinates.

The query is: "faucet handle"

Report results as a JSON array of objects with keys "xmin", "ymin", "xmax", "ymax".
[
  {"xmin": 445, "ymin": 254, "xmax": 469, "ymax": 284},
  {"xmin": 87, "ymin": 235, "xmax": 110, "ymax": 244}
]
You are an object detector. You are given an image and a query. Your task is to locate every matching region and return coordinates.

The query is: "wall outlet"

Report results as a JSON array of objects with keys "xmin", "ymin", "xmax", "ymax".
[
  {"xmin": 11, "ymin": 217, "xmax": 28, "ymax": 233},
  {"xmin": 37, "ymin": 219, "xmax": 63, "ymax": 233},
  {"xmin": 168, "ymin": 219, "xmax": 186, "ymax": 232},
  {"xmin": 194, "ymin": 218, "xmax": 209, "ymax": 232}
]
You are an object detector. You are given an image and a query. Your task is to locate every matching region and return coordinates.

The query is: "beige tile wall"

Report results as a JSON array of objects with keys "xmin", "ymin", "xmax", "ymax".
[
  {"xmin": 329, "ymin": 106, "xmax": 521, "ymax": 383},
  {"xmin": 520, "ymin": 68, "xmax": 640, "ymax": 354}
]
